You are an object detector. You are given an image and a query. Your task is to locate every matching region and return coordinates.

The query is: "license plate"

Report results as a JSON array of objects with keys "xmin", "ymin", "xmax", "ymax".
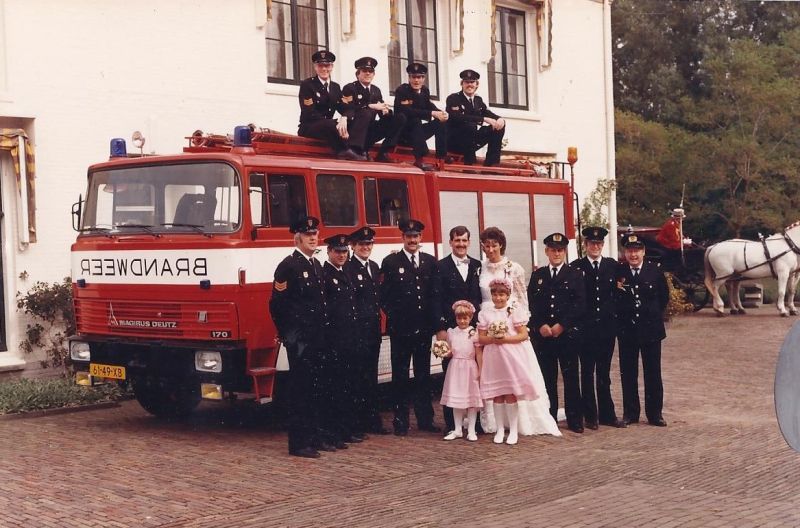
[{"xmin": 89, "ymin": 363, "xmax": 126, "ymax": 380}]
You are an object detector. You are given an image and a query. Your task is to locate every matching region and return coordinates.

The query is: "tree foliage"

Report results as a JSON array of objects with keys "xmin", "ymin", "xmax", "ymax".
[{"xmin": 613, "ymin": 1, "xmax": 800, "ymax": 241}]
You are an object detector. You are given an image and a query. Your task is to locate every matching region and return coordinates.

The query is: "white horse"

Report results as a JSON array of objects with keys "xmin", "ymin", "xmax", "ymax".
[{"xmin": 704, "ymin": 222, "xmax": 800, "ymax": 317}]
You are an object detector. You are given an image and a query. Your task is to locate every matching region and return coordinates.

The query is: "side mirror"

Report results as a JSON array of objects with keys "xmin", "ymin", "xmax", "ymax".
[{"xmin": 71, "ymin": 194, "xmax": 83, "ymax": 231}]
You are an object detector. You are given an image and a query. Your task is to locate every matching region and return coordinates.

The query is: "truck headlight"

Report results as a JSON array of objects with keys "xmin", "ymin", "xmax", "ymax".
[
  {"xmin": 195, "ymin": 351, "xmax": 222, "ymax": 373},
  {"xmin": 70, "ymin": 341, "xmax": 91, "ymax": 361}
]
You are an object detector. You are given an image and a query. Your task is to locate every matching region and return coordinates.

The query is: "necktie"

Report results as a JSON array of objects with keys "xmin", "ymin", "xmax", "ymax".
[
  {"xmin": 411, "ymin": 254, "xmax": 417, "ymax": 269},
  {"xmin": 323, "ymin": 81, "xmax": 328, "ymax": 92},
  {"xmin": 458, "ymin": 257, "xmax": 468, "ymax": 266},
  {"xmin": 633, "ymin": 267, "xmax": 639, "ymax": 278},
  {"xmin": 365, "ymin": 262, "xmax": 372, "ymax": 278},
  {"xmin": 593, "ymin": 261, "xmax": 599, "ymax": 272},
  {"xmin": 551, "ymin": 267, "xmax": 557, "ymax": 279}
]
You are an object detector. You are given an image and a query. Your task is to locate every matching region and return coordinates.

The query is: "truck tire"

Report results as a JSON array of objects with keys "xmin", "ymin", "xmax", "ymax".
[{"xmin": 132, "ymin": 376, "xmax": 201, "ymax": 419}]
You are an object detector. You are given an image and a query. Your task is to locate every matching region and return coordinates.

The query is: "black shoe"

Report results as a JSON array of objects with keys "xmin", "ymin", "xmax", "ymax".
[
  {"xmin": 623, "ymin": 417, "xmax": 639, "ymax": 426},
  {"xmin": 290, "ymin": 447, "xmax": 321, "ymax": 459},
  {"xmin": 418, "ymin": 423, "xmax": 442, "ymax": 433},
  {"xmin": 438, "ymin": 155, "xmax": 456, "ymax": 164},
  {"xmin": 600, "ymin": 418, "xmax": 627, "ymax": 428},
  {"xmin": 370, "ymin": 425, "xmax": 391, "ymax": 435},
  {"xmin": 394, "ymin": 427, "xmax": 408, "ymax": 436},
  {"xmin": 648, "ymin": 418, "xmax": 668, "ymax": 427},
  {"xmin": 314, "ymin": 441, "xmax": 336, "ymax": 452},
  {"xmin": 413, "ymin": 159, "xmax": 435, "ymax": 171},
  {"xmin": 374, "ymin": 152, "xmax": 391, "ymax": 163},
  {"xmin": 568, "ymin": 424, "xmax": 584, "ymax": 434},
  {"xmin": 337, "ymin": 148, "xmax": 367, "ymax": 161},
  {"xmin": 585, "ymin": 421, "xmax": 599, "ymax": 430},
  {"xmin": 345, "ymin": 435, "xmax": 364, "ymax": 443},
  {"xmin": 333, "ymin": 439, "xmax": 349, "ymax": 449}
]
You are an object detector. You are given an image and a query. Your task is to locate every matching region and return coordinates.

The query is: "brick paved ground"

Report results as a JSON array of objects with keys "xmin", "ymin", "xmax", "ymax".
[{"xmin": 2, "ymin": 309, "xmax": 800, "ymax": 527}]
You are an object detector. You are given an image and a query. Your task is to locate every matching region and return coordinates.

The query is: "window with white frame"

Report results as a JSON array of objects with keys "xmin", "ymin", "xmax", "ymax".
[
  {"xmin": 266, "ymin": 0, "xmax": 329, "ymax": 85},
  {"xmin": 388, "ymin": 0, "xmax": 440, "ymax": 98},
  {"xmin": 488, "ymin": 6, "xmax": 529, "ymax": 110}
]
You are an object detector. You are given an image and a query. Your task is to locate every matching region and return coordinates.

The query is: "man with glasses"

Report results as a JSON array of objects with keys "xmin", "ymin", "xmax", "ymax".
[
  {"xmin": 297, "ymin": 50, "xmax": 365, "ymax": 161},
  {"xmin": 340, "ymin": 56, "xmax": 407, "ymax": 162},
  {"xmin": 445, "ymin": 69, "xmax": 506, "ymax": 166},
  {"xmin": 393, "ymin": 62, "xmax": 449, "ymax": 171}
]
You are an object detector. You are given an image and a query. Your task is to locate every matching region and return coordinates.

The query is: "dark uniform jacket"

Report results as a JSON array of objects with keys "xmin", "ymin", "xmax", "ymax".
[
  {"xmin": 340, "ymin": 81, "xmax": 384, "ymax": 119},
  {"xmin": 322, "ymin": 261, "xmax": 357, "ymax": 351},
  {"xmin": 434, "ymin": 255, "xmax": 482, "ymax": 331},
  {"xmin": 614, "ymin": 262, "xmax": 669, "ymax": 343},
  {"xmin": 345, "ymin": 256, "xmax": 382, "ymax": 344},
  {"xmin": 269, "ymin": 250, "xmax": 327, "ymax": 351},
  {"xmin": 445, "ymin": 92, "xmax": 499, "ymax": 132},
  {"xmin": 380, "ymin": 250, "xmax": 438, "ymax": 337},
  {"xmin": 528, "ymin": 263, "xmax": 586, "ymax": 338},
  {"xmin": 571, "ymin": 256, "xmax": 618, "ymax": 339},
  {"xmin": 393, "ymin": 83, "xmax": 440, "ymax": 121},
  {"xmin": 298, "ymin": 76, "xmax": 343, "ymax": 126}
]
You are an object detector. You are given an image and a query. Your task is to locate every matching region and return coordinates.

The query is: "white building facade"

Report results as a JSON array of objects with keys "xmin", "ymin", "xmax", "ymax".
[{"xmin": 0, "ymin": 0, "xmax": 615, "ymax": 371}]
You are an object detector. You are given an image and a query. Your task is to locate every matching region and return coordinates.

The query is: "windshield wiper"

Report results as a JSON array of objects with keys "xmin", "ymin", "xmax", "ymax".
[
  {"xmin": 114, "ymin": 224, "xmax": 161, "ymax": 237},
  {"xmin": 160, "ymin": 223, "xmax": 213, "ymax": 238},
  {"xmin": 79, "ymin": 227, "xmax": 114, "ymax": 238}
]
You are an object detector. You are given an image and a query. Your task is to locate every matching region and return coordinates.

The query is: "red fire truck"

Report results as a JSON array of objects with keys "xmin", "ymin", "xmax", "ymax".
[{"xmin": 69, "ymin": 126, "xmax": 575, "ymax": 417}]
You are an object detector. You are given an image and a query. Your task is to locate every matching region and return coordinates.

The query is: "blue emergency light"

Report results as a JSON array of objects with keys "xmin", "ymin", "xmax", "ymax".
[
  {"xmin": 233, "ymin": 126, "xmax": 252, "ymax": 147},
  {"xmin": 110, "ymin": 138, "xmax": 127, "ymax": 158}
]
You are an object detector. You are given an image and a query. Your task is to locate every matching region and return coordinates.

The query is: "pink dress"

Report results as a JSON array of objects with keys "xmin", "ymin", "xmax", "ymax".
[
  {"xmin": 478, "ymin": 306, "xmax": 539, "ymax": 401},
  {"xmin": 439, "ymin": 327, "xmax": 483, "ymax": 409}
]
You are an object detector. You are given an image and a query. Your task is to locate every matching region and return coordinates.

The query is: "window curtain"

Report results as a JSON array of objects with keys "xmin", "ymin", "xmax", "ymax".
[{"xmin": 0, "ymin": 128, "xmax": 36, "ymax": 243}]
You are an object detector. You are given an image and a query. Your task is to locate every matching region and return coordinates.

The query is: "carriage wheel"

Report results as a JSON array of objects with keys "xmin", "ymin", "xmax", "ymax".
[{"xmin": 682, "ymin": 281, "xmax": 710, "ymax": 312}]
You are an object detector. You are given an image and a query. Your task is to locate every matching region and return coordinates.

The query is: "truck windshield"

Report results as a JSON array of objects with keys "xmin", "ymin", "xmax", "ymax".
[{"xmin": 81, "ymin": 162, "xmax": 240, "ymax": 235}]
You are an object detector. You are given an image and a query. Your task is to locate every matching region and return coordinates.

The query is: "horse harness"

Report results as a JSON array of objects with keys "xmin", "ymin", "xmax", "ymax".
[{"xmin": 715, "ymin": 229, "xmax": 800, "ymax": 281}]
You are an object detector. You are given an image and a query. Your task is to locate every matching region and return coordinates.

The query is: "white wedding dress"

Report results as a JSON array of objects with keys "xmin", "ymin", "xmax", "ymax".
[{"xmin": 478, "ymin": 258, "xmax": 562, "ymax": 437}]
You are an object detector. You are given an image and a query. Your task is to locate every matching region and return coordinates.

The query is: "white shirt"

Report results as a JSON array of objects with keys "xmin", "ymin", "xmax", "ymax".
[
  {"xmin": 403, "ymin": 249, "xmax": 419, "ymax": 267},
  {"xmin": 451, "ymin": 254, "xmax": 470, "ymax": 281},
  {"xmin": 354, "ymin": 255, "xmax": 372, "ymax": 277}
]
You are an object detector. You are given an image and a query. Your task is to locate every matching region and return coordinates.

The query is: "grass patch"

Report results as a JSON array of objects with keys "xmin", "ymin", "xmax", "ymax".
[{"xmin": 0, "ymin": 377, "xmax": 125, "ymax": 415}]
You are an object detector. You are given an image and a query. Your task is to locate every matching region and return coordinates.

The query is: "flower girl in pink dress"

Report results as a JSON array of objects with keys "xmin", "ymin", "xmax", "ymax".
[
  {"xmin": 439, "ymin": 300, "xmax": 483, "ymax": 441},
  {"xmin": 477, "ymin": 278, "xmax": 538, "ymax": 445}
]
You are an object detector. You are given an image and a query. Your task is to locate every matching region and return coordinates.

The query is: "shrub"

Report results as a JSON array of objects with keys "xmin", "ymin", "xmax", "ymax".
[
  {"xmin": 665, "ymin": 272, "xmax": 694, "ymax": 318},
  {"xmin": 0, "ymin": 378, "xmax": 123, "ymax": 414},
  {"xmin": 16, "ymin": 277, "xmax": 75, "ymax": 373}
]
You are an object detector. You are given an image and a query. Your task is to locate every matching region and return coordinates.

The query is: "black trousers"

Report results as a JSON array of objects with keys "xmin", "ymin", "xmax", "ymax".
[
  {"xmin": 355, "ymin": 324, "xmax": 383, "ymax": 432},
  {"xmin": 365, "ymin": 113, "xmax": 407, "ymax": 154},
  {"xmin": 618, "ymin": 336, "xmax": 664, "ymax": 422},
  {"xmin": 534, "ymin": 334, "xmax": 583, "ymax": 428},
  {"xmin": 283, "ymin": 335, "xmax": 322, "ymax": 453},
  {"xmin": 298, "ymin": 119, "xmax": 347, "ymax": 154},
  {"xmin": 390, "ymin": 332, "xmax": 434, "ymax": 431},
  {"xmin": 399, "ymin": 118, "xmax": 448, "ymax": 158},
  {"xmin": 448, "ymin": 124, "xmax": 505, "ymax": 165},
  {"xmin": 579, "ymin": 332, "xmax": 619, "ymax": 424}
]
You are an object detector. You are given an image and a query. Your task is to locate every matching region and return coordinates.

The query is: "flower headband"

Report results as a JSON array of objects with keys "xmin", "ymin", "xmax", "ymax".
[
  {"xmin": 451, "ymin": 300, "xmax": 476, "ymax": 314},
  {"xmin": 488, "ymin": 277, "xmax": 513, "ymax": 292}
]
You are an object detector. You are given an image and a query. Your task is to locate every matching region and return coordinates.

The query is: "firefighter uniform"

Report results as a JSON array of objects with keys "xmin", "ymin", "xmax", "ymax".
[
  {"xmin": 393, "ymin": 62, "xmax": 448, "ymax": 164},
  {"xmin": 615, "ymin": 233, "xmax": 669, "ymax": 427},
  {"xmin": 380, "ymin": 219, "xmax": 439, "ymax": 435},
  {"xmin": 344, "ymin": 227, "xmax": 387, "ymax": 434},
  {"xmin": 269, "ymin": 216, "xmax": 327, "ymax": 458},
  {"xmin": 445, "ymin": 69, "xmax": 505, "ymax": 166},
  {"xmin": 297, "ymin": 50, "xmax": 364, "ymax": 161},
  {"xmin": 321, "ymin": 234, "xmax": 362, "ymax": 444},
  {"xmin": 527, "ymin": 233, "xmax": 586, "ymax": 432},
  {"xmin": 340, "ymin": 57, "xmax": 406, "ymax": 160},
  {"xmin": 570, "ymin": 227, "xmax": 624, "ymax": 429}
]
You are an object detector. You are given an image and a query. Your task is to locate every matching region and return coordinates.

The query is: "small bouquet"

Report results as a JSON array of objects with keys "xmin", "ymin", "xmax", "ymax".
[
  {"xmin": 487, "ymin": 321, "xmax": 508, "ymax": 339},
  {"xmin": 431, "ymin": 340, "xmax": 451, "ymax": 359}
]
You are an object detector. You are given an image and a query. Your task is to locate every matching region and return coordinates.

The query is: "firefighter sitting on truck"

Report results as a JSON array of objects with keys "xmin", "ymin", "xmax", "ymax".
[{"xmin": 297, "ymin": 50, "xmax": 366, "ymax": 162}]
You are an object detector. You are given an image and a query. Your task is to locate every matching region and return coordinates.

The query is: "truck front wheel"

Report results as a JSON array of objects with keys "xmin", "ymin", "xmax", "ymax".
[{"xmin": 132, "ymin": 376, "xmax": 201, "ymax": 419}]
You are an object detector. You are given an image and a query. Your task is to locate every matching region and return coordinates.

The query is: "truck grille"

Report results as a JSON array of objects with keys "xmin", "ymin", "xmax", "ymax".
[{"xmin": 75, "ymin": 299, "xmax": 238, "ymax": 340}]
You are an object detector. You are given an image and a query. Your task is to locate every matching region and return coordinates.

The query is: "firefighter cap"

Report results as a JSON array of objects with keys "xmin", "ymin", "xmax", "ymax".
[
  {"xmin": 543, "ymin": 232, "xmax": 569, "ymax": 249},
  {"xmin": 289, "ymin": 215, "xmax": 320, "ymax": 234},
  {"xmin": 324, "ymin": 233, "xmax": 350, "ymax": 251},
  {"xmin": 582, "ymin": 226, "xmax": 608, "ymax": 242},
  {"xmin": 349, "ymin": 226, "xmax": 376, "ymax": 244},
  {"xmin": 406, "ymin": 62, "xmax": 428, "ymax": 75},
  {"xmin": 460, "ymin": 69, "xmax": 480, "ymax": 81},
  {"xmin": 399, "ymin": 219, "xmax": 425, "ymax": 236},
  {"xmin": 621, "ymin": 232, "xmax": 646, "ymax": 249},
  {"xmin": 312, "ymin": 50, "xmax": 336, "ymax": 64},
  {"xmin": 354, "ymin": 57, "xmax": 378, "ymax": 71}
]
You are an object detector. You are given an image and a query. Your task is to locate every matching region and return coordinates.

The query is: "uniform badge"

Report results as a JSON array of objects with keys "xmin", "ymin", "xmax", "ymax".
[
  {"xmin": 273, "ymin": 281, "xmax": 287, "ymax": 291},
  {"xmin": 537, "ymin": 279, "xmax": 543, "ymax": 285},
  {"xmin": 303, "ymin": 271, "xmax": 309, "ymax": 278},
  {"xmin": 357, "ymin": 94, "xmax": 363, "ymax": 99},
  {"xmin": 399, "ymin": 268, "xmax": 405, "ymax": 274},
  {"xmin": 303, "ymin": 98, "xmax": 313, "ymax": 106},
  {"xmin": 357, "ymin": 274, "xmax": 363, "ymax": 280}
]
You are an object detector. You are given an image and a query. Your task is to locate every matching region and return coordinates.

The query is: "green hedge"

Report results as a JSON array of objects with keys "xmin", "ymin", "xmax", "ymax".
[{"xmin": 0, "ymin": 378, "xmax": 124, "ymax": 415}]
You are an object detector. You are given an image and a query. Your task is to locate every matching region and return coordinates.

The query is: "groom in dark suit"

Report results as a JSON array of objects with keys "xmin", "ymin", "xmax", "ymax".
[{"xmin": 434, "ymin": 226, "xmax": 483, "ymax": 432}]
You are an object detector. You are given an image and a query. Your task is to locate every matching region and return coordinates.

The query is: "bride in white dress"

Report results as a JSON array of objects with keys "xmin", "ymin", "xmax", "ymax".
[{"xmin": 478, "ymin": 227, "xmax": 562, "ymax": 437}]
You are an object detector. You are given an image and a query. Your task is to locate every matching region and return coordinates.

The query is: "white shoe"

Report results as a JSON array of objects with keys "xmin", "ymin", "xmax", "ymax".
[
  {"xmin": 466, "ymin": 432, "xmax": 478, "ymax": 442},
  {"xmin": 493, "ymin": 403, "xmax": 506, "ymax": 444},
  {"xmin": 506, "ymin": 403, "xmax": 519, "ymax": 445},
  {"xmin": 443, "ymin": 430, "xmax": 462, "ymax": 441}
]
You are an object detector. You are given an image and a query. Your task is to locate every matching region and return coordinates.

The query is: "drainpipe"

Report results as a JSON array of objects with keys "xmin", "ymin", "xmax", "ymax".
[{"xmin": 603, "ymin": 0, "xmax": 618, "ymax": 257}]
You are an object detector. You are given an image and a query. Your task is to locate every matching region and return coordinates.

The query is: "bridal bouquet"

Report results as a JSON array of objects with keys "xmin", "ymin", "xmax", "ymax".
[
  {"xmin": 487, "ymin": 321, "xmax": 508, "ymax": 339},
  {"xmin": 431, "ymin": 340, "xmax": 451, "ymax": 359}
]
